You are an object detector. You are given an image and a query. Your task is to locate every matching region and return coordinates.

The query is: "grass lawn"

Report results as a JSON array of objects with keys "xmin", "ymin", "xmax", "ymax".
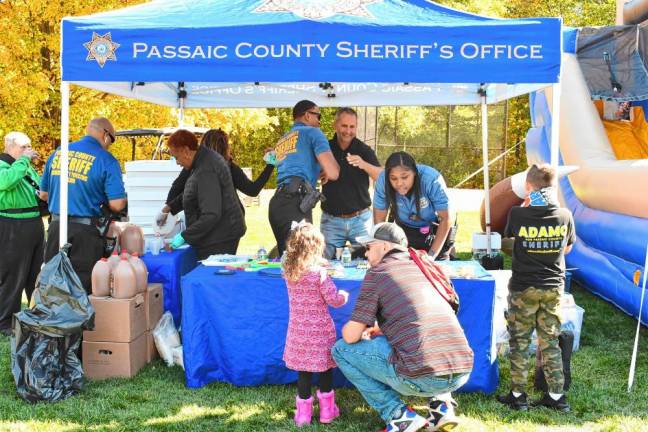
[{"xmin": 1, "ymin": 207, "xmax": 647, "ymax": 431}]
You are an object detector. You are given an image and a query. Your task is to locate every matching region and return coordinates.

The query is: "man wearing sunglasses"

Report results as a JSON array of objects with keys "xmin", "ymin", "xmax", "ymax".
[
  {"xmin": 269, "ymin": 100, "xmax": 340, "ymax": 254},
  {"xmin": 40, "ymin": 117, "xmax": 126, "ymax": 293}
]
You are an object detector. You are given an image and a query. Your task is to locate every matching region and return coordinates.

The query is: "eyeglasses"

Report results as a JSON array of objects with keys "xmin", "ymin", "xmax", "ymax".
[
  {"xmin": 307, "ymin": 111, "xmax": 322, "ymax": 121},
  {"xmin": 104, "ymin": 129, "xmax": 115, "ymax": 144}
]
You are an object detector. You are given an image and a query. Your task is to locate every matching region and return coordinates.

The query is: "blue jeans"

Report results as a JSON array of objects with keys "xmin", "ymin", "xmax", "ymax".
[
  {"xmin": 320, "ymin": 210, "xmax": 372, "ymax": 259},
  {"xmin": 332, "ymin": 337, "xmax": 470, "ymax": 422}
]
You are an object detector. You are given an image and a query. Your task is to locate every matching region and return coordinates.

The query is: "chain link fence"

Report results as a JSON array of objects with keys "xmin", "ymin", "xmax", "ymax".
[{"xmin": 355, "ymin": 103, "xmax": 517, "ymax": 188}]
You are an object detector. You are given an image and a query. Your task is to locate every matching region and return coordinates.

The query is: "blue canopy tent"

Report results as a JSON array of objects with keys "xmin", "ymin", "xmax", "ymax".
[{"xmin": 58, "ymin": 0, "xmax": 563, "ymax": 251}]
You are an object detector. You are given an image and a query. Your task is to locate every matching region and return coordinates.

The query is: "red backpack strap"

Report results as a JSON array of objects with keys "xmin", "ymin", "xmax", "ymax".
[{"xmin": 408, "ymin": 247, "xmax": 459, "ymax": 312}]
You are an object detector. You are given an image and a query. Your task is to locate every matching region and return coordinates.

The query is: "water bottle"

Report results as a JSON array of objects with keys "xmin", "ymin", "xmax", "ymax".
[
  {"xmin": 150, "ymin": 234, "xmax": 162, "ymax": 256},
  {"xmin": 257, "ymin": 246, "xmax": 268, "ymax": 261},
  {"xmin": 341, "ymin": 247, "xmax": 352, "ymax": 267}
]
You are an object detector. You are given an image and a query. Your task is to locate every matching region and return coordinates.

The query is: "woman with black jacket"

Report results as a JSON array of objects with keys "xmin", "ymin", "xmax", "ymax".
[
  {"xmin": 159, "ymin": 128, "xmax": 275, "ymax": 221},
  {"xmin": 163, "ymin": 130, "xmax": 246, "ymax": 259}
]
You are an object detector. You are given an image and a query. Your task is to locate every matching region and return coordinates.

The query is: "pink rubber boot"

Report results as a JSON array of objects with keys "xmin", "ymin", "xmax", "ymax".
[
  {"xmin": 317, "ymin": 389, "xmax": 340, "ymax": 424},
  {"xmin": 294, "ymin": 396, "xmax": 313, "ymax": 427}
]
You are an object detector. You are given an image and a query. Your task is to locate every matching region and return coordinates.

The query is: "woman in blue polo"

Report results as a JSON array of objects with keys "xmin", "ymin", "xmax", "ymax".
[{"xmin": 373, "ymin": 151, "xmax": 456, "ymax": 260}]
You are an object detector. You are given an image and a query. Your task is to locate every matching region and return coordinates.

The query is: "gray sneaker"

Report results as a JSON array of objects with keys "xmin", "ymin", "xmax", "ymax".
[{"xmin": 426, "ymin": 400, "xmax": 458, "ymax": 431}]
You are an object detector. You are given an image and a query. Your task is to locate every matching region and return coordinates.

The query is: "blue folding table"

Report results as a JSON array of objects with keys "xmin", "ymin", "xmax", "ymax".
[
  {"xmin": 142, "ymin": 247, "xmax": 198, "ymax": 326},
  {"xmin": 182, "ymin": 261, "xmax": 498, "ymax": 393}
]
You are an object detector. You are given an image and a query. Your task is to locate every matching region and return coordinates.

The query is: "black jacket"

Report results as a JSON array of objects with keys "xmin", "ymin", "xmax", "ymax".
[
  {"xmin": 167, "ymin": 161, "xmax": 273, "ymax": 216},
  {"xmin": 179, "ymin": 146, "xmax": 246, "ymax": 257}
]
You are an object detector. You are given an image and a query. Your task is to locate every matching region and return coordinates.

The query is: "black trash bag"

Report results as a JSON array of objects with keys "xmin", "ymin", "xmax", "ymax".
[{"xmin": 11, "ymin": 245, "xmax": 94, "ymax": 403}]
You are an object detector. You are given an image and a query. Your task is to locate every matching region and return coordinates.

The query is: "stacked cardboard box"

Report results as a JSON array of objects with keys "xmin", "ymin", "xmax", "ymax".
[
  {"xmin": 82, "ymin": 283, "xmax": 164, "ymax": 380},
  {"xmin": 82, "ymin": 294, "xmax": 148, "ymax": 380}
]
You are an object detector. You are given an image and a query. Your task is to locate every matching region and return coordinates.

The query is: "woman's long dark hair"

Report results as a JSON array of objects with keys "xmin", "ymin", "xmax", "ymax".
[
  {"xmin": 200, "ymin": 128, "xmax": 231, "ymax": 161},
  {"xmin": 384, "ymin": 151, "xmax": 421, "ymax": 222}
]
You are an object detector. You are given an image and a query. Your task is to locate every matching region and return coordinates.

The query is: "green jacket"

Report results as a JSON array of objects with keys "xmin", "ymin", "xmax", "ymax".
[{"xmin": 0, "ymin": 155, "xmax": 41, "ymax": 219}]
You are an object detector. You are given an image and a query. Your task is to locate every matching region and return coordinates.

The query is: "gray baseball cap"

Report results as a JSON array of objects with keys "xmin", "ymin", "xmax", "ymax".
[{"xmin": 356, "ymin": 222, "xmax": 408, "ymax": 248}]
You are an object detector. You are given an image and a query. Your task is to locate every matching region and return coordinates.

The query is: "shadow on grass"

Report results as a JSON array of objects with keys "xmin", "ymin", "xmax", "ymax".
[
  {"xmin": 0, "ymin": 282, "xmax": 647, "ymax": 431},
  {"xmin": 452, "ymin": 282, "xmax": 648, "ymax": 429}
]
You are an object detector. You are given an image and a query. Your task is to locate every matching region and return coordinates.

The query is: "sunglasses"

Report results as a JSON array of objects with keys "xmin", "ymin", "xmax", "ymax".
[
  {"xmin": 307, "ymin": 111, "xmax": 322, "ymax": 120},
  {"xmin": 104, "ymin": 129, "xmax": 115, "ymax": 144}
]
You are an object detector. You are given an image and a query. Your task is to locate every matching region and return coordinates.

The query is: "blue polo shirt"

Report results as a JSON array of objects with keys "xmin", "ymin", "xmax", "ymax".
[
  {"xmin": 373, "ymin": 164, "xmax": 449, "ymax": 228},
  {"xmin": 275, "ymin": 122, "xmax": 331, "ymax": 188},
  {"xmin": 41, "ymin": 136, "xmax": 126, "ymax": 217}
]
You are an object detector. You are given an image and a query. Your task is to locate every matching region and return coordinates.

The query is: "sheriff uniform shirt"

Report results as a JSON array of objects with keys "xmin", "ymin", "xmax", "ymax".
[
  {"xmin": 373, "ymin": 164, "xmax": 449, "ymax": 229},
  {"xmin": 40, "ymin": 136, "xmax": 126, "ymax": 217},
  {"xmin": 504, "ymin": 205, "xmax": 575, "ymax": 291},
  {"xmin": 275, "ymin": 122, "xmax": 331, "ymax": 188}
]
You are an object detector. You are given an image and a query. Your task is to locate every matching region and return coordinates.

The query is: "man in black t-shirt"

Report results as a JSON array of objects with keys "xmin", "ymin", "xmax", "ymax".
[
  {"xmin": 320, "ymin": 108, "xmax": 382, "ymax": 259},
  {"xmin": 497, "ymin": 164, "xmax": 575, "ymax": 413}
]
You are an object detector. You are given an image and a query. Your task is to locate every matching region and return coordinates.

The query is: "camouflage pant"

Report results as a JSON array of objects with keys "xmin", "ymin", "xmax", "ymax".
[{"xmin": 507, "ymin": 287, "xmax": 564, "ymax": 394}]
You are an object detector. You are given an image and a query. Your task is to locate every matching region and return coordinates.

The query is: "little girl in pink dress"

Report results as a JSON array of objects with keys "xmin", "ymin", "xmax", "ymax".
[{"xmin": 283, "ymin": 222, "xmax": 348, "ymax": 427}]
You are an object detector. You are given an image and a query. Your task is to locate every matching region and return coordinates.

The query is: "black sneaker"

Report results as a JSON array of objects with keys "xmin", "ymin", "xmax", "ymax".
[
  {"xmin": 496, "ymin": 391, "xmax": 528, "ymax": 411},
  {"xmin": 531, "ymin": 393, "xmax": 570, "ymax": 412}
]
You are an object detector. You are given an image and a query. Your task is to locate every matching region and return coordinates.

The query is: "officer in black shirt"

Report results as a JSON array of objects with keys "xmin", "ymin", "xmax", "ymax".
[{"xmin": 321, "ymin": 108, "xmax": 382, "ymax": 259}]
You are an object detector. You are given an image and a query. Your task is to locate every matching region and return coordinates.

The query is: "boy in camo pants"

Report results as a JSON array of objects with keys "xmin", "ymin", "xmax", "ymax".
[{"xmin": 497, "ymin": 164, "xmax": 575, "ymax": 412}]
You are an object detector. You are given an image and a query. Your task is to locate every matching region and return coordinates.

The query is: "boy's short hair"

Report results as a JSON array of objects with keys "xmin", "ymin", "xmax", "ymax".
[{"xmin": 526, "ymin": 164, "xmax": 556, "ymax": 190}]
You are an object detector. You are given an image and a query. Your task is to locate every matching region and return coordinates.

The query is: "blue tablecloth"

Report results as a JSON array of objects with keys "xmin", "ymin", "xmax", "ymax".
[
  {"xmin": 142, "ymin": 247, "xmax": 198, "ymax": 326},
  {"xmin": 182, "ymin": 260, "xmax": 498, "ymax": 393}
]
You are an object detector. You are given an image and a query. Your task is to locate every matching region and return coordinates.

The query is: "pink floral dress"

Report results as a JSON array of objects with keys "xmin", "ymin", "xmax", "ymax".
[{"xmin": 283, "ymin": 267, "xmax": 346, "ymax": 372}]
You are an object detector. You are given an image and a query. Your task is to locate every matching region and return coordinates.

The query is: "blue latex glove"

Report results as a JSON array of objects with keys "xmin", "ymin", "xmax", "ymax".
[
  {"xmin": 170, "ymin": 232, "xmax": 185, "ymax": 249},
  {"xmin": 263, "ymin": 150, "xmax": 277, "ymax": 166}
]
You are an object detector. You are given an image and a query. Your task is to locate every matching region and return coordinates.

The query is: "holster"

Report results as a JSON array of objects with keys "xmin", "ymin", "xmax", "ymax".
[
  {"xmin": 424, "ymin": 221, "xmax": 458, "ymax": 259},
  {"xmin": 281, "ymin": 177, "xmax": 325, "ymax": 214},
  {"xmin": 96, "ymin": 203, "xmax": 127, "ymax": 257},
  {"xmin": 298, "ymin": 180, "xmax": 325, "ymax": 214}
]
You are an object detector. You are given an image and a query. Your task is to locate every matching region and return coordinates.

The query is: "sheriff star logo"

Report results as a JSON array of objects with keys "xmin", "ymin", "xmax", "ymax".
[
  {"xmin": 254, "ymin": 0, "xmax": 380, "ymax": 20},
  {"xmin": 83, "ymin": 32, "xmax": 120, "ymax": 68}
]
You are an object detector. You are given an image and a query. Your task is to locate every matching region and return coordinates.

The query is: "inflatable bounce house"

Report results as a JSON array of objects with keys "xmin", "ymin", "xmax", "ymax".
[{"xmin": 484, "ymin": 0, "xmax": 648, "ymax": 326}]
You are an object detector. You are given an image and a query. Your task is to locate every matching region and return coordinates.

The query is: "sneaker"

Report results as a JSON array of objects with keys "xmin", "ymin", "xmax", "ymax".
[
  {"xmin": 382, "ymin": 406, "xmax": 428, "ymax": 432},
  {"xmin": 426, "ymin": 400, "xmax": 458, "ymax": 431},
  {"xmin": 531, "ymin": 393, "xmax": 570, "ymax": 412},
  {"xmin": 496, "ymin": 391, "xmax": 529, "ymax": 411}
]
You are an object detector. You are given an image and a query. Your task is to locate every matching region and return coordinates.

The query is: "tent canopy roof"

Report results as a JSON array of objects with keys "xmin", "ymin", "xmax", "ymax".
[{"xmin": 61, "ymin": 0, "xmax": 562, "ymax": 107}]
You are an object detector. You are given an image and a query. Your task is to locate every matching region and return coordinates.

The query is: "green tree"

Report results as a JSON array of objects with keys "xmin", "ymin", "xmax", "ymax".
[
  {"xmin": 0, "ymin": 0, "xmax": 168, "ymax": 169},
  {"xmin": 503, "ymin": 0, "xmax": 615, "ymax": 27}
]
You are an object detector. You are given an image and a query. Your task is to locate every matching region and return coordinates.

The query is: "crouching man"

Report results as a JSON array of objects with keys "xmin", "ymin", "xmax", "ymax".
[{"xmin": 332, "ymin": 223, "xmax": 473, "ymax": 432}]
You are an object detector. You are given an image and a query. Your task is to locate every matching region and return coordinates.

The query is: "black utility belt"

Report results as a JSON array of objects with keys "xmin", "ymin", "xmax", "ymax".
[
  {"xmin": 0, "ymin": 206, "xmax": 40, "ymax": 214},
  {"xmin": 277, "ymin": 177, "xmax": 305, "ymax": 194},
  {"xmin": 277, "ymin": 177, "xmax": 325, "ymax": 213},
  {"xmin": 51, "ymin": 214, "xmax": 96, "ymax": 226}
]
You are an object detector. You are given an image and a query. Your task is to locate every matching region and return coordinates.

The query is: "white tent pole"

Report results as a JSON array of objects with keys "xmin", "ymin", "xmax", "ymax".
[
  {"xmin": 59, "ymin": 81, "xmax": 70, "ymax": 249},
  {"xmin": 550, "ymin": 81, "xmax": 562, "ymax": 169},
  {"xmin": 480, "ymin": 86, "xmax": 492, "ymax": 255},
  {"xmin": 550, "ymin": 24, "xmax": 564, "ymax": 169},
  {"xmin": 628, "ymin": 243, "xmax": 648, "ymax": 392},
  {"xmin": 179, "ymin": 101, "xmax": 185, "ymax": 127},
  {"xmin": 178, "ymin": 82, "xmax": 186, "ymax": 127}
]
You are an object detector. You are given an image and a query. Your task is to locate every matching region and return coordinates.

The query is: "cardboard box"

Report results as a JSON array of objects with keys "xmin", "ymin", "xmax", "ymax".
[
  {"xmin": 83, "ymin": 294, "xmax": 146, "ymax": 343},
  {"xmin": 144, "ymin": 283, "xmax": 164, "ymax": 330},
  {"xmin": 145, "ymin": 330, "xmax": 158, "ymax": 363},
  {"xmin": 83, "ymin": 333, "xmax": 147, "ymax": 380}
]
